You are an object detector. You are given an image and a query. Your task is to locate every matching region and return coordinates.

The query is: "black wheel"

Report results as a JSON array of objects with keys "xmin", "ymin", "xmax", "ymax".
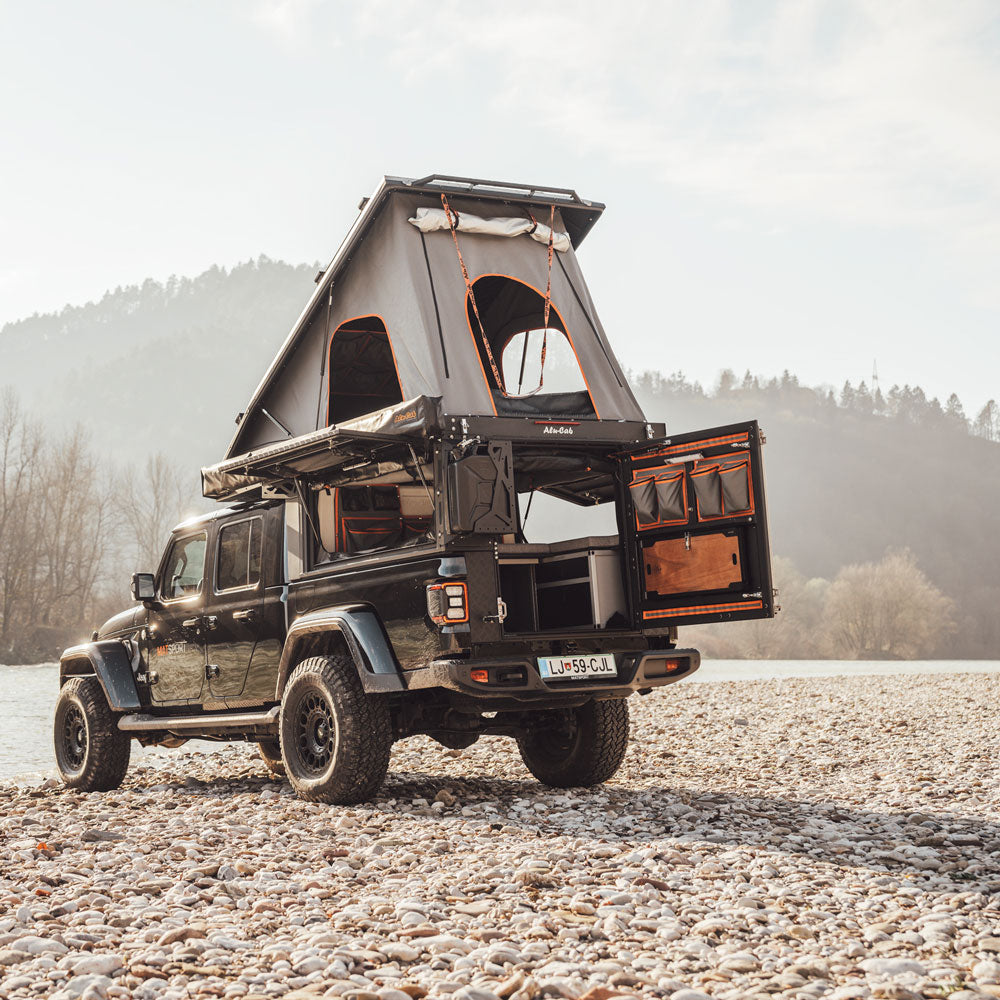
[
  {"xmin": 257, "ymin": 739, "xmax": 285, "ymax": 777},
  {"xmin": 279, "ymin": 655, "xmax": 391, "ymax": 804},
  {"xmin": 54, "ymin": 676, "xmax": 131, "ymax": 791},
  {"xmin": 517, "ymin": 698, "xmax": 630, "ymax": 788}
]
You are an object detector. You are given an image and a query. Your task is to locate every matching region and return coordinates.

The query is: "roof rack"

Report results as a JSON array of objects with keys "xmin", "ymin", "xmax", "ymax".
[{"xmin": 403, "ymin": 174, "xmax": 595, "ymax": 207}]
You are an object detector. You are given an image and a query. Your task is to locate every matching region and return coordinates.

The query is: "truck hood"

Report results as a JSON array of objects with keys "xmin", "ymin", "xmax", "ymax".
[{"xmin": 98, "ymin": 605, "xmax": 144, "ymax": 638}]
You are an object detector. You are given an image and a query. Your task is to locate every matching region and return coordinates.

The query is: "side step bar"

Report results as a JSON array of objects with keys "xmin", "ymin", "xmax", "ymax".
[{"xmin": 118, "ymin": 706, "xmax": 280, "ymax": 732}]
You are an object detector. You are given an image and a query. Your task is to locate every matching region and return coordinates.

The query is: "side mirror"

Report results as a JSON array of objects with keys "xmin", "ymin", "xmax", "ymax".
[{"xmin": 131, "ymin": 572, "xmax": 156, "ymax": 604}]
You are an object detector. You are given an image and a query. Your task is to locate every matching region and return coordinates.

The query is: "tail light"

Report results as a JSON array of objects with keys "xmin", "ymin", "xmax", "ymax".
[{"xmin": 427, "ymin": 582, "xmax": 468, "ymax": 624}]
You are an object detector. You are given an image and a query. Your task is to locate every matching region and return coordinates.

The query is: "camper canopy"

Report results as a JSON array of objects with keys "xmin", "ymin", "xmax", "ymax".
[{"xmin": 223, "ymin": 176, "xmax": 647, "ymax": 469}]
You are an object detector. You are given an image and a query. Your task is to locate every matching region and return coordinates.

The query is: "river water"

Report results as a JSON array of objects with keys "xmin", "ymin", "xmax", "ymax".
[{"xmin": 2, "ymin": 658, "xmax": 997, "ymax": 783}]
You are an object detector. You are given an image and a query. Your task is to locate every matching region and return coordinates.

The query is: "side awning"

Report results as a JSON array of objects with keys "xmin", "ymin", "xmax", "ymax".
[{"xmin": 202, "ymin": 396, "xmax": 441, "ymax": 501}]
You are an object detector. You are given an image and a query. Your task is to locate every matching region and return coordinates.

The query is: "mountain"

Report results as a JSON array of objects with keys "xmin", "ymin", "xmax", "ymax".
[
  {"xmin": 3, "ymin": 262, "xmax": 998, "ymax": 656},
  {"xmin": 632, "ymin": 371, "xmax": 1000, "ymax": 657},
  {"xmin": 0, "ymin": 257, "xmax": 317, "ymax": 479}
]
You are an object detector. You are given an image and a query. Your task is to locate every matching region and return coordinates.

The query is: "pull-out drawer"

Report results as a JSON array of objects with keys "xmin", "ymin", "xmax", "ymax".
[{"xmin": 498, "ymin": 543, "xmax": 627, "ymax": 633}]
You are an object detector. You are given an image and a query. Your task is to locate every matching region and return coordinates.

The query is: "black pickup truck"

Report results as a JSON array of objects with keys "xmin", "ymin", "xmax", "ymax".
[{"xmin": 54, "ymin": 175, "xmax": 775, "ymax": 803}]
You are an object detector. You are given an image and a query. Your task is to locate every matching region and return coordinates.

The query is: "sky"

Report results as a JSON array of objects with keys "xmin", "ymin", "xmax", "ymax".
[{"xmin": 1, "ymin": 0, "xmax": 998, "ymax": 412}]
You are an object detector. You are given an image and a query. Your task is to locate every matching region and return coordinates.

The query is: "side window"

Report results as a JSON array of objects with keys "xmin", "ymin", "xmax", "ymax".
[
  {"xmin": 159, "ymin": 532, "xmax": 207, "ymax": 600},
  {"xmin": 328, "ymin": 316, "xmax": 404, "ymax": 424},
  {"xmin": 500, "ymin": 329, "xmax": 588, "ymax": 396},
  {"xmin": 216, "ymin": 518, "xmax": 262, "ymax": 592},
  {"xmin": 313, "ymin": 484, "xmax": 433, "ymax": 564},
  {"xmin": 465, "ymin": 275, "xmax": 595, "ymax": 415}
]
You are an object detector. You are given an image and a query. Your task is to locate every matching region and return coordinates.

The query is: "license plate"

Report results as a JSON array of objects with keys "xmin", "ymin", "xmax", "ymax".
[{"xmin": 537, "ymin": 653, "xmax": 617, "ymax": 681}]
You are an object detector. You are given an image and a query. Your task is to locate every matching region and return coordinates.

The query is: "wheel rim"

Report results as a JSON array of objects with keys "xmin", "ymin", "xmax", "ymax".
[
  {"xmin": 63, "ymin": 704, "xmax": 87, "ymax": 770},
  {"xmin": 530, "ymin": 711, "xmax": 578, "ymax": 760},
  {"xmin": 293, "ymin": 691, "xmax": 336, "ymax": 773}
]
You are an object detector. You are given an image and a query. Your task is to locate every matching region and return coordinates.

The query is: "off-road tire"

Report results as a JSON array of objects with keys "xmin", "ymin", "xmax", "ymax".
[
  {"xmin": 279, "ymin": 655, "xmax": 391, "ymax": 804},
  {"xmin": 53, "ymin": 676, "xmax": 131, "ymax": 791},
  {"xmin": 517, "ymin": 698, "xmax": 630, "ymax": 788},
  {"xmin": 257, "ymin": 739, "xmax": 285, "ymax": 777}
]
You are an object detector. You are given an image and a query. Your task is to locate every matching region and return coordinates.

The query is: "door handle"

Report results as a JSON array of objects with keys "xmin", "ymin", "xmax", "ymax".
[
  {"xmin": 233, "ymin": 609, "xmax": 257, "ymax": 624},
  {"xmin": 182, "ymin": 618, "xmax": 201, "ymax": 629}
]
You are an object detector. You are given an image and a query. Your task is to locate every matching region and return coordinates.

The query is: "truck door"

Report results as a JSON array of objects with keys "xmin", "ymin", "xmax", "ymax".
[
  {"xmin": 205, "ymin": 514, "xmax": 264, "ymax": 701},
  {"xmin": 623, "ymin": 420, "xmax": 775, "ymax": 627},
  {"xmin": 205, "ymin": 509, "xmax": 284, "ymax": 704},
  {"xmin": 148, "ymin": 530, "xmax": 208, "ymax": 704}
]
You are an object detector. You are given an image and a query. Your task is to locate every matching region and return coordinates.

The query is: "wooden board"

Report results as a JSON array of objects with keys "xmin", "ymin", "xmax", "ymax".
[{"xmin": 643, "ymin": 533, "xmax": 741, "ymax": 595}]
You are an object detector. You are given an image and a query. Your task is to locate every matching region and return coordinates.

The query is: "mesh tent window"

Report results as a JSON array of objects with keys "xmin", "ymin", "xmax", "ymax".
[
  {"xmin": 465, "ymin": 275, "xmax": 596, "ymax": 418},
  {"xmin": 327, "ymin": 316, "xmax": 404, "ymax": 425}
]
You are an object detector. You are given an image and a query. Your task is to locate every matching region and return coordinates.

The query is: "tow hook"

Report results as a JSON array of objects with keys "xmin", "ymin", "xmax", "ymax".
[{"xmin": 483, "ymin": 598, "xmax": 508, "ymax": 624}]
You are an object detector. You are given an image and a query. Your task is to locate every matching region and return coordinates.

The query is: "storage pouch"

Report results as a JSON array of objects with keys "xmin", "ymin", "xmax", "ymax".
[
  {"xmin": 629, "ymin": 476, "xmax": 658, "ymax": 527},
  {"xmin": 653, "ymin": 470, "xmax": 686, "ymax": 523},
  {"xmin": 690, "ymin": 465, "xmax": 723, "ymax": 519},
  {"xmin": 372, "ymin": 485, "xmax": 401, "ymax": 512},
  {"xmin": 402, "ymin": 515, "xmax": 432, "ymax": 543},
  {"xmin": 342, "ymin": 516, "xmax": 401, "ymax": 554},
  {"xmin": 339, "ymin": 486, "xmax": 370, "ymax": 512},
  {"xmin": 719, "ymin": 458, "xmax": 751, "ymax": 514}
]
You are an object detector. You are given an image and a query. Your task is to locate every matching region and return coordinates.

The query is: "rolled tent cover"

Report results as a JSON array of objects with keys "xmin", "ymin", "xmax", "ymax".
[
  {"xmin": 222, "ymin": 179, "xmax": 646, "ymax": 462},
  {"xmin": 408, "ymin": 207, "xmax": 571, "ymax": 253}
]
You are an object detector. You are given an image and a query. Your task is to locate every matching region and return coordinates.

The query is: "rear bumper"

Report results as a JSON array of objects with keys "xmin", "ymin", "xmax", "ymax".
[{"xmin": 404, "ymin": 648, "xmax": 700, "ymax": 701}]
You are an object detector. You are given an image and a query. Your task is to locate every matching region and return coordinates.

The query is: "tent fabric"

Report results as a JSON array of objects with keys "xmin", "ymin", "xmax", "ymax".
[
  {"xmin": 408, "ymin": 207, "xmax": 571, "ymax": 253},
  {"xmin": 225, "ymin": 186, "xmax": 645, "ymax": 461}
]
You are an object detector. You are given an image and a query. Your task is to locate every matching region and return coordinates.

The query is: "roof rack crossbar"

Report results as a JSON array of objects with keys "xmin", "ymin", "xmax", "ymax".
[{"xmin": 406, "ymin": 174, "xmax": 588, "ymax": 205}]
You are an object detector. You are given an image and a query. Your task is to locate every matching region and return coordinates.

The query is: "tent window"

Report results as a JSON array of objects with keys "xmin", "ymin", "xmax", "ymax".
[
  {"xmin": 328, "ymin": 316, "xmax": 404, "ymax": 425},
  {"xmin": 466, "ymin": 276, "xmax": 595, "ymax": 416},
  {"xmin": 500, "ymin": 329, "xmax": 588, "ymax": 397}
]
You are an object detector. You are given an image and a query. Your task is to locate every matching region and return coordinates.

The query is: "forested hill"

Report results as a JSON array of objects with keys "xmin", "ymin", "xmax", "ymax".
[
  {"xmin": 633, "ymin": 372, "xmax": 1000, "ymax": 657},
  {"xmin": 0, "ymin": 257, "xmax": 317, "ymax": 473},
  {"xmin": 2, "ymin": 261, "xmax": 999, "ymax": 656}
]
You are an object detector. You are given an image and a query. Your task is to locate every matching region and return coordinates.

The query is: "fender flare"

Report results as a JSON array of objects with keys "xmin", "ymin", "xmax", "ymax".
[
  {"xmin": 276, "ymin": 604, "xmax": 405, "ymax": 698},
  {"xmin": 59, "ymin": 641, "xmax": 143, "ymax": 712}
]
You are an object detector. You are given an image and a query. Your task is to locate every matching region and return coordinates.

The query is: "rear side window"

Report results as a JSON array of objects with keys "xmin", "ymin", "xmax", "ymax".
[
  {"xmin": 216, "ymin": 518, "xmax": 262, "ymax": 592},
  {"xmin": 160, "ymin": 532, "xmax": 207, "ymax": 600}
]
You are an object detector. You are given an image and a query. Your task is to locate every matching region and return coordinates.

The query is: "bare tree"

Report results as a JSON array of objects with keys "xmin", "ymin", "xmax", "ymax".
[
  {"xmin": 0, "ymin": 390, "xmax": 43, "ymax": 648},
  {"xmin": 686, "ymin": 557, "xmax": 829, "ymax": 659},
  {"xmin": 36, "ymin": 427, "xmax": 115, "ymax": 629},
  {"xmin": 824, "ymin": 548, "xmax": 954, "ymax": 659},
  {"xmin": 117, "ymin": 453, "xmax": 189, "ymax": 572}
]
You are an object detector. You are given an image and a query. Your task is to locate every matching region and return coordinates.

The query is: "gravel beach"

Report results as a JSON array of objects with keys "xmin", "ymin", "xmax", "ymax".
[{"xmin": 2, "ymin": 672, "xmax": 999, "ymax": 1000}]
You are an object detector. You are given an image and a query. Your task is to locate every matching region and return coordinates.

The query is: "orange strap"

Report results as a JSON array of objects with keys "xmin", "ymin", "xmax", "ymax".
[
  {"xmin": 441, "ymin": 193, "xmax": 505, "ymax": 392},
  {"xmin": 538, "ymin": 204, "xmax": 555, "ymax": 392},
  {"xmin": 519, "ymin": 204, "xmax": 556, "ymax": 396}
]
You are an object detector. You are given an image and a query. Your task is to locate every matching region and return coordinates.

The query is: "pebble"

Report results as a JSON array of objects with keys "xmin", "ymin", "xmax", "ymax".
[
  {"xmin": 381, "ymin": 943, "xmax": 420, "ymax": 962},
  {"xmin": 53, "ymin": 973, "xmax": 114, "ymax": 999},
  {"xmin": 69, "ymin": 955, "xmax": 123, "ymax": 976},
  {"xmin": 975, "ymin": 961, "xmax": 1000, "ymax": 984},
  {"xmin": 860, "ymin": 959, "xmax": 927, "ymax": 976},
  {"xmin": 0, "ymin": 674, "xmax": 996, "ymax": 1000}
]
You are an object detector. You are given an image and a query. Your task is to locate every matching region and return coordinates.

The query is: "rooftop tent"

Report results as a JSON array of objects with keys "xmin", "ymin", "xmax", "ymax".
[{"xmin": 223, "ymin": 175, "xmax": 645, "ymax": 461}]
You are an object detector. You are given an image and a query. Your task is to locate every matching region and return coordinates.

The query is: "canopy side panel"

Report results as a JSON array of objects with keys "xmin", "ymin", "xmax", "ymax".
[{"xmin": 230, "ymin": 195, "xmax": 456, "ymax": 455}]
